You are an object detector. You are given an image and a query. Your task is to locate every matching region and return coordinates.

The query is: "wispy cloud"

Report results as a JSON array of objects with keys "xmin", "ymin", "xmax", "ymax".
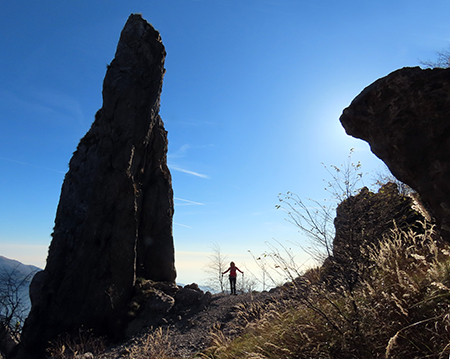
[
  {"xmin": 168, "ymin": 144, "xmax": 192, "ymax": 159},
  {"xmin": 174, "ymin": 197, "xmax": 205, "ymax": 206},
  {"xmin": 169, "ymin": 164, "xmax": 210, "ymax": 179},
  {"xmin": 168, "ymin": 143, "xmax": 215, "ymax": 159},
  {"xmin": 33, "ymin": 89, "xmax": 87, "ymax": 128},
  {"xmin": 0, "ymin": 156, "xmax": 65, "ymax": 174},
  {"xmin": 0, "ymin": 88, "xmax": 86, "ymax": 129},
  {"xmin": 167, "ymin": 118, "xmax": 217, "ymax": 128},
  {"xmin": 168, "ymin": 144, "xmax": 212, "ymax": 179},
  {"xmin": 174, "ymin": 222, "xmax": 192, "ymax": 228}
]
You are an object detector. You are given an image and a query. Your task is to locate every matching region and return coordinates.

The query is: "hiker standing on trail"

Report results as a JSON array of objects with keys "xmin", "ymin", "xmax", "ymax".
[{"xmin": 223, "ymin": 261, "xmax": 243, "ymax": 295}]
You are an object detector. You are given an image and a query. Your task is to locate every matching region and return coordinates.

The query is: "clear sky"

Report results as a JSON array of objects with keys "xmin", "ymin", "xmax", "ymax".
[{"xmin": 1, "ymin": 0, "xmax": 449, "ymax": 288}]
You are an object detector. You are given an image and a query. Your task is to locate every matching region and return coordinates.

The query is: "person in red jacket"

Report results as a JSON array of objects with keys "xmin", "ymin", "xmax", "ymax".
[{"xmin": 223, "ymin": 261, "xmax": 243, "ymax": 295}]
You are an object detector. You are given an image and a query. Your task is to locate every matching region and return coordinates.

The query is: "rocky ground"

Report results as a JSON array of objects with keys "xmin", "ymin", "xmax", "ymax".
[{"xmin": 98, "ymin": 290, "xmax": 279, "ymax": 359}]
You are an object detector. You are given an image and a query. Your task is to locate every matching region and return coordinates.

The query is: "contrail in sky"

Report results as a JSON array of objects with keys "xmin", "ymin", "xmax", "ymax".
[
  {"xmin": 169, "ymin": 165, "xmax": 210, "ymax": 179},
  {"xmin": 173, "ymin": 222, "xmax": 192, "ymax": 228},
  {"xmin": 174, "ymin": 197, "xmax": 205, "ymax": 206}
]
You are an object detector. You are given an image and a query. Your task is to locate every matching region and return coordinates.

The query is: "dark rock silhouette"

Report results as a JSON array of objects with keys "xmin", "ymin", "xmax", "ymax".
[
  {"xmin": 321, "ymin": 183, "xmax": 424, "ymax": 289},
  {"xmin": 19, "ymin": 14, "xmax": 175, "ymax": 357},
  {"xmin": 125, "ymin": 281, "xmax": 212, "ymax": 338},
  {"xmin": 333, "ymin": 183, "xmax": 423, "ymax": 263},
  {"xmin": 340, "ymin": 67, "xmax": 450, "ymax": 239},
  {"xmin": 0, "ymin": 322, "xmax": 19, "ymax": 359}
]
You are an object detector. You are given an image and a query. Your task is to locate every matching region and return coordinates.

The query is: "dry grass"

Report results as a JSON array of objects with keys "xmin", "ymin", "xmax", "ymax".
[
  {"xmin": 198, "ymin": 221, "xmax": 450, "ymax": 359},
  {"xmin": 46, "ymin": 222, "xmax": 450, "ymax": 359},
  {"xmin": 361, "ymin": 222, "xmax": 450, "ymax": 358},
  {"xmin": 120, "ymin": 327, "xmax": 175, "ymax": 359},
  {"xmin": 46, "ymin": 328, "xmax": 106, "ymax": 358},
  {"xmin": 47, "ymin": 327, "xmax": 176, "ymax": 359}
]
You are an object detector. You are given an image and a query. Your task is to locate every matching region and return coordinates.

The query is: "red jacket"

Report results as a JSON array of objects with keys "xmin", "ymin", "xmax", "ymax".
[{"xmin": 223, "ymin": 266, "xmax": 243, "ymax": 277}]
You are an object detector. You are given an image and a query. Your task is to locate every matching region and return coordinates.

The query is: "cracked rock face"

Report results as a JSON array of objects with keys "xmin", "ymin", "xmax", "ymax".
[
  {"xmin": 20, "ymin": 14, "xmax": 176, "ymax": 356},
  {"xmin": 340, "ymin": 66, "xmax": 450, "ymax": 239}
]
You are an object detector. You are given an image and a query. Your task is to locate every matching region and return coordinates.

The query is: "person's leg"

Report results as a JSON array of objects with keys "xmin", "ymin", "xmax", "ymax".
[{"xmin": 231, "ymin": 277, "xmax": 236, "ymax": 294}]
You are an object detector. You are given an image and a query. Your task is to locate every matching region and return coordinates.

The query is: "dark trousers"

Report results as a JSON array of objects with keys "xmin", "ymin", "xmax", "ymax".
[{"xmin": 229, "ymin": 276, "xmax": 237, "ymax": 294}]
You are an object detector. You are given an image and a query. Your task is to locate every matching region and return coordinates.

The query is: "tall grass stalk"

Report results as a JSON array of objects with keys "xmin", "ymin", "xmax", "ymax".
[
  {"xmin": 199, "ymin": 221, "xmax": 450, "ymax": 359},
  {"xmin": 121, "ymin": 327, "xmax": 175, "ymax": 359}
]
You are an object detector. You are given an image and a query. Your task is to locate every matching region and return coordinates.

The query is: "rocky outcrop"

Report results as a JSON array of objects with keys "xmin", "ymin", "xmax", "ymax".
[
  {"xmin": 321, "ymin": 183, "xmax": 424, "ymax": 288},
  {"xmin": 333, "ymin": 183, "xmax": 423, "ymax": 262},
  {"xmin": 19, "ymin": 14, "xmax": 176, "ymax": 357},
  {"xmin": 340, "ymin": 67, "xmax": 450, "ymax": 238},
  {"xmin": 125, "ymin": 281, "xmax": 212, "ymax": 338}
]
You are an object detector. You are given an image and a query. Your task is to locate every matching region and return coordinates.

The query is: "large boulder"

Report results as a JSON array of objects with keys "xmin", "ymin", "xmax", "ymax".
[
  {"xmin": 321, "ymin": 183, "xmax": 424, "ymax": 289},
  {"xmin": 125, "ymin": 281, "xmax": 212, "ymax": 337},
  {"xmin": 340, "ymin": 67, "xmax": 450, "ymax": 238},
  {"xmin": 19, "ymin": 14, "xmax": 176, "ymax": 358},
  {"xmin": 126, "ymin": 289, "xmax": 175, "ymax": 337},
  {"xmin": 333, "ymin": 183, "xmax": 423, "ymax": 263}
]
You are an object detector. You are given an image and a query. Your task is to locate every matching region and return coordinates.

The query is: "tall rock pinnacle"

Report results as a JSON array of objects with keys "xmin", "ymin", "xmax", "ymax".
[{"xmin": 19, "ymin": 14, "xmax": 176, "ymax": 357}]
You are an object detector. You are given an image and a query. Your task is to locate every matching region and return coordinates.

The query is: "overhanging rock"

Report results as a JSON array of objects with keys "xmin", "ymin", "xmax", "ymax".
[{"xmin": 340, "ymin": 66, "xmax": 450, "ymax": 238}]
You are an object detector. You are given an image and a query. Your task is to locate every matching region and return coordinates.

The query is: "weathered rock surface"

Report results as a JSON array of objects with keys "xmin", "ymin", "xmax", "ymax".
[
  {"xmin": 333, "ymin": 183, "xmax": 423, "ymax": 262},
  {"xmin": 125, "ymin": 281, "xmax": 212, "ymax": 338},
  {"xmin": 19, "ymin": 14, "xmax": 175, "ymax": 357},
  {"xmin": 321, "ymin": 183, "xmax": 424, "ymax": 288},
  {"xmin": 340, "ymin": 66, "xmax": 450, "ymax": 238}
]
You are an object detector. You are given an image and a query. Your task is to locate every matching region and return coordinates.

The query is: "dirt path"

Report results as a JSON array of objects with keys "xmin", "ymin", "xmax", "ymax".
[{"xmin": 100, "ymin": 291, "xmax": 276, "ymax": 358}]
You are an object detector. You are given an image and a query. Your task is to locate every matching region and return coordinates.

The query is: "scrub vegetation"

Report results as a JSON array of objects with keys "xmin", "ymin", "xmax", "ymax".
[
  {"xmin": 12, "ymin": 154, "xmax": 450, "ymax": 359},
  {"xmin": 199, "ymin": 221, "xmax": 450, "ymax": 359}
]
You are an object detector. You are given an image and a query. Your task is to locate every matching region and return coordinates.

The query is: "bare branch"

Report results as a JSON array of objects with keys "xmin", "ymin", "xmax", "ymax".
[{"xmin": 203, "ymin": 243, "xmax": 228, "ymax": 293}]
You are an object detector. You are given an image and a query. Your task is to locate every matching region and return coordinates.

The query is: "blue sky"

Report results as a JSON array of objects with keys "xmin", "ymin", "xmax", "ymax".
[{"xmin": 1, "ymin": 0, "xmax": 449, "ymax": 287}]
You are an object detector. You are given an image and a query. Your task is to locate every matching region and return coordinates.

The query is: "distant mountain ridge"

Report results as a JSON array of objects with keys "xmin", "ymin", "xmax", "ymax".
[
  {"xmin": 0, "ymin": 255, "xmax": 41, "ymax": 277},
  {"xmin": 0, "ymin": 256, "xmax": 42, "ymax": 319}
]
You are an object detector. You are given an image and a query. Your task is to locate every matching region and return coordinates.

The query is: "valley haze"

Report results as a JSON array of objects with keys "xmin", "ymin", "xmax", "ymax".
[{"xmin": 1, "ymin": 0, "xmax": 449, "ymax": 287}]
